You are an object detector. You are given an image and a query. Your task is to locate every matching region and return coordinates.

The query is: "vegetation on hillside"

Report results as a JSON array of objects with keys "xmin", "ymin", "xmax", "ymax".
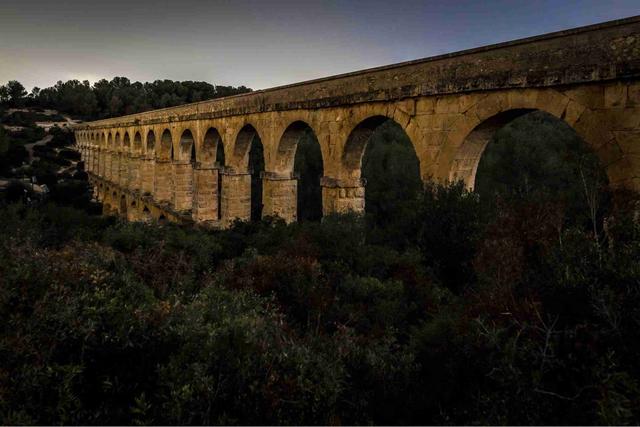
[{"xmin": 0, "ymin": 78, "xmax": 252, "ymax": 121}]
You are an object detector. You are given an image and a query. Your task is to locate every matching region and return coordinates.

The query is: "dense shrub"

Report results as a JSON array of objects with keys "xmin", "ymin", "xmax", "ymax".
[{"xmin": 1, "ymin": 179, "xmax": 639, "ymax": 425}]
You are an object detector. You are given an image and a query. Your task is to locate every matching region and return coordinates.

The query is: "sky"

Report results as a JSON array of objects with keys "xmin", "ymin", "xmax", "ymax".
[{"xmin": 1, "ymin": 0, "xmax": 639, "ymax": 91}]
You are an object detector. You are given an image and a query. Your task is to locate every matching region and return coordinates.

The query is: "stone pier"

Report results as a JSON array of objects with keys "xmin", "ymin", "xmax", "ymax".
[
  {"xmin": 172, "ymin": 161, "xmax": 194, "ymax": 211},
  {"xmin": 129, "ymin": 155, "xmax": 141, "ymax": 191},
  {"xmin": 140, "ymin": 156, "xmax": 155, "ymax": 195},
  {"xmin": 220, "ymin": 170, "xmax": 251, "ymax": 224},
  {"xmin": 193, "ymin": 164, "xmax": 220, "ymax": 222},
  {"xmin": 119, "ymin": 154, "xmax": 129, "ymax": 188},
  {"xmin": 262, "ymin": 172, "xmax": 298, "ymax": 223},
  {"xmin": 321, "ymin": 177, "xmax": 365, "ymax": 215},
  {"xmin": 154, "ymin": 160, "xmax": 173, "ymax": 203}
]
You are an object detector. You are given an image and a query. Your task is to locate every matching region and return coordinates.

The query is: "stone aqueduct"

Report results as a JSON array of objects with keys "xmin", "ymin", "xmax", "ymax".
[{"xmin": 74, "ymin": 17, "xmax": 640, "ymax": 226}]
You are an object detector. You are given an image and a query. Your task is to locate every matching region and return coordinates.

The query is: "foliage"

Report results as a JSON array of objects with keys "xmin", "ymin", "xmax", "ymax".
[
  {"xmin": 1, "ymin": 171, "xmax": 638, "ymax": 424},
  {"xmin": 2, "ymin": 78, "xmax": 252, "ymax": 121}
]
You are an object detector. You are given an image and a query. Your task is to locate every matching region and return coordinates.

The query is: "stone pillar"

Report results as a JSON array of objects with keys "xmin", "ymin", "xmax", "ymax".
[
  {"xmin": 320, "ymin": 177, "xmax": 365, "ymax": 216},
  {"xmin": 111, "ymin": 153, "xmax": 120, "ymax": 184},
  {"xmin": 93, "ymin": 149, "xmax": 99, "ymax": 174},
  {"xmin": 154, "ymin": 159, "xmax": 173, "ymax": 203},
  {"xmin": 129, "ymin": 155, "xmax": 141, "ymax": 191},
  {"xmin": 85, "ymin": 149, "xmax": 91, "ymax": 172},
  {"xmin": 140, "ymin": 157, "xmax": 155, "ymax": 195},
  {"xmin": 262, "ymin": 171, "xmax": 297, "ymax": 223},
  {"xmin": 193, "ymin": 164, "xmax": 220, "ymax": 222},
  {"xmin": 104, "ymin": 151, "xmax": 113, "ymax": 181},
  {"xmin": 220, "ymin": 170, "xmax": 251, "ymax": 225},
  {"xmin": 99, "ymin": 150, "xmax": 106, "ymax": 178},
  {"xmin": 87, "ymin": 149, "xmax": 94, "ymax": 173},
  {"xmin": 119, "ymin": 154, "xmax": 129, "ymax": 188},
  {"xmin": 90, "ymin": 149, "xmax": 96, "ymax": 172},
  {"xmin": 172, "ymin": 161, "xmax": 194, "ymax": 212}
]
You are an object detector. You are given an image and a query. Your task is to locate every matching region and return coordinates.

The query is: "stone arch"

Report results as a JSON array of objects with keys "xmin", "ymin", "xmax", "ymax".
[
  {"xmin": 107, "ymin": 132, "xmax": 113, "ymax": 148},
  {"xmin": 115, "ymin": 132, "xmax": 121, "ymax": 148},
  {"xmin": 200, "ymin": 127, "xmax": 223, "ymax": 167},
  {"xmin": 342, "ymin": 115, "xmax": 419, "ymax": 180},
  {"xmin": 274, "ymin": 120, "xmax": 325, "ymax": 221},
  {"xmin": 158, "ymin": 129, "xmax": 172, "ymax": 160},
  {"xmin": 442, "ymin": 89, "xmax": 614, "ymax": 188},
  {"xmin": 146, "ymin": 130, "xmax": 156, "ymax": 156},
  {"xmin": 336, "ymin": 115, "xmax": 421, "ymax": 217},
  {"xmin": 178, "ymin": 129, "xmax": 195, "ymax": 162},
  {"xmin": 275, "ymin": 121, "xmax": 323, "ymax": 174},
  {"xmin": 133, "ymin": 131, "xmax": 143, "ymax": 154},
  {"xmin": 123, "ymin": 132, "xmax": 131, "ymax": 152},
  {"xmin": 446, "ymin": 88, "xmax": 613, "ymax": 190},
  {"xmin": 449, "ymin": 109, "xmax": 534, "ymax": 188},
  {"xmin": 231, "ymin": 124, "xmax": 261, "ymax": 172}
]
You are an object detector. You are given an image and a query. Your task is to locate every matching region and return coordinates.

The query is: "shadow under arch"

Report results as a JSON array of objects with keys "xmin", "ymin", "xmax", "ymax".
[{"xmin": 276, "ymin": 120, "xmax": 324, "ymax": 221}]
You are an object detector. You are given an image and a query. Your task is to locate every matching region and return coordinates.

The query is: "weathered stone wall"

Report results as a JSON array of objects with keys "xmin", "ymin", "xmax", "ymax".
[{"xmin": 74, "ymin": 16, "xmax": 640, "ymax": 226}]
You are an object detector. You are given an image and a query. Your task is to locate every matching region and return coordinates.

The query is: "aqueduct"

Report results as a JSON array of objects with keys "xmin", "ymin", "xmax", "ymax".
[{"xmin": 75, "ymin": 16, "xmax": 640, "ymax": 226}]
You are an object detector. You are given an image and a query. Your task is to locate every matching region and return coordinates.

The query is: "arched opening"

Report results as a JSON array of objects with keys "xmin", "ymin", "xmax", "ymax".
[
  {"xmin": 344, "ymin": 116, "xmax": 422, "ymax": 239},
  {"xmin": 133, "ymin": 131, "xmax": 142, "ymax": 154},
  {"xmin": 123, "ymin": 132, "xmax": 131, "ymax": 151},
  {"xmin": 202, "ymin": 128, "xmax": 222, "ymax": 165},
  {"xmin": 234, "ymin": 125, "xmax": 264, "ymax": 221},
  {"xmin": 115, "ymin": 132, "xmax": 121, "ymax": 149},
  {"xmin": 277, "ymin": 121, "xmax": 324, "ymax": 221},
  {"xmin": 179, "ymin": 129, "xmax": 195, "ymax": 161},
  {"xmin": 146, "ymin": 130, "xmax": 156, "ymax": 155},
  {"xmin": 458, "ymin": 109, "xmax": 610, "ymax": 232},
  {"xmin": 160, "ymin": 129, "xmax": 172, "ymax": 160},
  {"xmin": 107, "ymin": 133, "xmax": 113, "ymax": 148}
]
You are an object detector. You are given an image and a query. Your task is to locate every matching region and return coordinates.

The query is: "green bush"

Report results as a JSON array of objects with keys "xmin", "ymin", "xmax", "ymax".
[{"xmin": 0, "ymin": 179, "xmax": 639, "ymax": 425}]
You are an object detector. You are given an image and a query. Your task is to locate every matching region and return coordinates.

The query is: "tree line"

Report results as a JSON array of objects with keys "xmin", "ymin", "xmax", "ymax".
[{"xmin": 0, "ymin": 78, "xmax": 252, "ymax": 120}]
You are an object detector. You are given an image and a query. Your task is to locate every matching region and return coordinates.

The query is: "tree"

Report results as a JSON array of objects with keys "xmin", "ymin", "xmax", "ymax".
[
  {"xmin": 6, "ymin": 80, "xmax": 27, "ymax": 106},
  {"xmin": 0, "ymin": 85, "xmax": 8, "ymax": 104}
]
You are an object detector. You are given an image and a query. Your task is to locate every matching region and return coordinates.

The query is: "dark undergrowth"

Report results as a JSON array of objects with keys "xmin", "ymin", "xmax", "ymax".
[{"xmin": 2, "ymin": 181, "xmax": 640, "ymax": 425}]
